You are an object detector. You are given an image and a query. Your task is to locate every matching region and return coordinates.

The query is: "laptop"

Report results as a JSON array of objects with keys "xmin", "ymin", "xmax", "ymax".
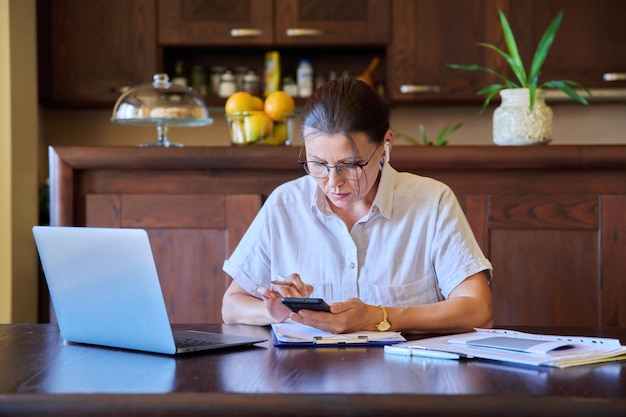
[{"xmin": 33, "ymin": 226, "xmax": 266, "ymax": 355}]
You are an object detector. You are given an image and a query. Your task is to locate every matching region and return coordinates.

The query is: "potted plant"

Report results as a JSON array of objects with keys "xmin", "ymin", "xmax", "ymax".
[
  {"xmin": 449, "ymin": 9, "xmax": 590, "ymax": 145},
  {"xmin": 395, "ymin": 122, "xmax": 463, "ymax": 146}
]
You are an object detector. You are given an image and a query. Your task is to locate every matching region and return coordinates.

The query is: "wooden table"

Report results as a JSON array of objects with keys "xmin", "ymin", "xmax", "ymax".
[{"xmin": 1, "ymin": 324, "xmax": 625, "ymax": 416}]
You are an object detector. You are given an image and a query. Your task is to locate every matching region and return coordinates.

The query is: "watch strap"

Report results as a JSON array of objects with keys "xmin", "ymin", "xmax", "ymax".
[{"xmin": 376, "ymin": 305, "xmax": 391, "ymax": 331}]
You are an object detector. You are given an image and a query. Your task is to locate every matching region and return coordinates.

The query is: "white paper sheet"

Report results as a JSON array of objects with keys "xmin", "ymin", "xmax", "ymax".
[
  {"xmin": 271, "ymin": 320, "xmax": 406, "ymax": 344},
  {"xmin": 388, "ymin": 328, "xmax": 626, "ymax": 368}
]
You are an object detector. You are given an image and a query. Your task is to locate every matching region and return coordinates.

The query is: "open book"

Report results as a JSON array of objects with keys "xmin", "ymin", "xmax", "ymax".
[
  {"xmin": 386, "ymin": 328, "xmax": 626, "ymax": 368},
  {"xmin": 271, "ymin": 320, "xmax": 406, "ymax": 346}
]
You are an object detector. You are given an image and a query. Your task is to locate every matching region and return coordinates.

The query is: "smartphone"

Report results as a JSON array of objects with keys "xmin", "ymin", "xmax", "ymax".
[{"xmin": 281, "ymin": 297, "xmax": 331, "ymax": 313}]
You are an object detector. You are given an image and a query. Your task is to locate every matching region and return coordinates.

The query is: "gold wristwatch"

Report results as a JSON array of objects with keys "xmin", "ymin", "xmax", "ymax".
[{"xmin": 376, "ymin": 305, "xmax": 391, "ymax": 331}]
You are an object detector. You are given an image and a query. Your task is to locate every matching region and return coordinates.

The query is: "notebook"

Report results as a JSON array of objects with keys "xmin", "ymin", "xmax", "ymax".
[{"xmin": 32, "ymin": 226, "xmax": 266, "ymax": 355}]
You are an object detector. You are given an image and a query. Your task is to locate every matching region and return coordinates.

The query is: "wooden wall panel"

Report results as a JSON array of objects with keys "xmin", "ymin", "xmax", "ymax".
[
  {"xmin": 148, "ymin": 228, "xmax": 227, "ymax": 323},
  {"xmin": 48, "ymin": 145, "xmax": 626, "ymax": 327},
  {"xmin": 600, "ymin": 195, "xmax": 626, "ymax": 327},
  {"xmin": 489, "ymin": 195, "xmax": 598, "ymax": 229},
  {"xmin": 458, "ymin": 194, "xmax": 489, "ymax": 253},
  {"xmin": 86, "ymin": 194, "xmax": 122, "ymax": 227},
  {"xmin": 486, "ymin": 194, "xmax": 601, "ymax": 326},
  {"xmin": 490, "ymin": 229, "xmax": 599, "ymax": 327},
  {"xmin": 120, "ymin": 194, "xmax": 226, "ymax": 229}
]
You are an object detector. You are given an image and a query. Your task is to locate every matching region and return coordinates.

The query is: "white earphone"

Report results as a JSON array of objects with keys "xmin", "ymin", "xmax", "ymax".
[{"xmin": 384, "ymin": 141, "xmax": 390, "ymax": 163}]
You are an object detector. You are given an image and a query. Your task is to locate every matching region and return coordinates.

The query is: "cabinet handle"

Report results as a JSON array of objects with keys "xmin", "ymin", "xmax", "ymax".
[
  {"xmin": 230, "ymin": 28, "xmax": 264, "ymax": 38},
  {"xmin": 603, "ymin": 72, "xmax": 626, "ymax": 81},
  {"xmin": 286, "ymin": 28, "xmax": 323, "ymax": 37},
  {"xmin": 399, "ymin": 85, "xmax": 441, "ymax": 94}
]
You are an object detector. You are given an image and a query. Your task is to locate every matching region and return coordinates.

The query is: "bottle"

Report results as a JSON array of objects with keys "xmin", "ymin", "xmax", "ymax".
[
  {"xmin": 171, "ymin": 61, "xmax": 188, "ymax": 87},
  {"xmin": 189, "ymin": 65, "xmax": 207, "ymax": 96},
  {"xmin": 297, "ymin": 59, "xmax": 313, "ymax": 98},
  {"xmin": 263, "ymin": 51, "xmax": 281, "ymax": 97}
]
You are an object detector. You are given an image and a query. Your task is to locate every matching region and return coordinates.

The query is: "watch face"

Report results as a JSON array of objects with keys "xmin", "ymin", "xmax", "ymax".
[{"xmin": 376, "ymin": 321, "xmax": 391, "ymax": 332}]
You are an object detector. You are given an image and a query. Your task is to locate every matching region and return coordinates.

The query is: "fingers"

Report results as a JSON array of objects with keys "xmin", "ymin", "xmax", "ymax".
[
  {"xmin": 256, "ymin": 286, "xmax": 291, "ymax": 323},
  {"xmin": 270, "ymin": 273, "xmax": 312, "ymax": 298}
]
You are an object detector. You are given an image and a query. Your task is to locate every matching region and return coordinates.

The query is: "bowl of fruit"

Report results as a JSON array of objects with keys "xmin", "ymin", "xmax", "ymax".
[{"xmin": 225, "ymin": 91, "xmax": 296, "ymax": 146}]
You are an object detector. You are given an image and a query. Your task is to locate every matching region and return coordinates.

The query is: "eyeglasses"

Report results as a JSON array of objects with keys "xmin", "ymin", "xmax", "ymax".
[{"xmin": 298, "ymin": 143, "xmax": 381, "ymax": 180}]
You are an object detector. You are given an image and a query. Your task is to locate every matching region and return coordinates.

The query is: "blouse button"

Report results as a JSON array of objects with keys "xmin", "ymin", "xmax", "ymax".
[{"xmin": 350, "ymin": 262, "xmax": 356, "ymax": 269}]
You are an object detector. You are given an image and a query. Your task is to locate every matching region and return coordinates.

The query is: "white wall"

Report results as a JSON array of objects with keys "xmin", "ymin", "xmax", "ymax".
[{"xmin": 42, "ymin": 102, "xmax": 626, "ymax": 149}]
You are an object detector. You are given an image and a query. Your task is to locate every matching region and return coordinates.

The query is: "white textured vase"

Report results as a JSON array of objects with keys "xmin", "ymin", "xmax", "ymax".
[{"xmin": 492, "ymin": 88, "xmax": 553, "ymax": 145}]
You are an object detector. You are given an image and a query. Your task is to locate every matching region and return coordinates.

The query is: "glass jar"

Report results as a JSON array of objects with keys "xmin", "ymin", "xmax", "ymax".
[
  {"xmin": 243, "ymin": 71, "xmax": 261, "ymax": 96},
  {"xmin": 218, "ymin": 71, "xmax": 237, "ymax": 98}
]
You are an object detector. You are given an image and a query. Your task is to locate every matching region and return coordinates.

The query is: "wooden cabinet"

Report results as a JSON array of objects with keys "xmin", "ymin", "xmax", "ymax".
[
  {"xmin": 388, "ymin": 0, "xmax": 626, "ymax": 103},
  {"xmin": 504, "ymin": 0, "xmax": 626, "ymax": 91},
  {"xmin": 158, "ymin": 0, "xmax": 388, "ymax": 105},
  {"xmin": 274, "ymin": 0, "xmax": 389, "ymax": 46},
  {"xmin": 388, "ymin": 0, "xmax": 503, "ymax": 103},
  {"xmin": 48, "ymin": 145, "xmax": 626, "ymax": 328},
  {"xmin": 36, "ymin": 0, "xmax": 626, "ymax": 107},
  {"xmin": 37, "ymin": 0, "xmax": 158, "ymax": 107},
  {"xmin": 158, "ymin": 0, "xmax": 274, "ymax": 46},
  {"xmin": 158, "ymin": 0, "xmax": 389, "ymax": 46}
]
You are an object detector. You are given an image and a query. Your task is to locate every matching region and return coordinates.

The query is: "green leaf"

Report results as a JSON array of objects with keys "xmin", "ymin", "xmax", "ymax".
[
  {"xmin": 528, "ymin": 11, "xmax": 563, "ymax": 86},
  {"xmin": 435, "ymin": 122, "xmax": 464, "ymax": 146},
  {"xmin": 498, "ymin": 10, "xmax": 527, "ymax": 86},
  {"xmin": 529, "ymin": 86, "xmax": 537, "ymax": 111},
  {"xmin": 477, "ymin": 43, "xmax": 526, "ymax": 87},
  {"xmin": 477, "ymin": 84, "xmax": 506, "ymax": 113},
  {"xmin": 394, "ymin": 132, "xmax": 421, "ymax": 146},
  {"xmin": 542, "ymin": 80, "xmax": 590, "ymax": 105},
  {"xmin": 447, "ymin": 63, "xmax": 515, "ymax": 88},
  {"xmin": 418, "ymin": 124, "xmax": 429, "ymax": 145},
  {"xmin": 558, "ymin": 79, "xmax": 592, "ymax": 96}
]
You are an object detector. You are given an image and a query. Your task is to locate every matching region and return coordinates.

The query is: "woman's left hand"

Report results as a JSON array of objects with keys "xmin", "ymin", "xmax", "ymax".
[{"xmin": 289, "ymin": 297, "xmax": 379, "ymax": 334}]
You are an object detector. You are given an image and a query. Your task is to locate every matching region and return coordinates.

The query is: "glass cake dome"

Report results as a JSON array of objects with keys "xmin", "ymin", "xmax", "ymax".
[{"xmin": 111, "ymin": 73, "xmax": 213, "ymax": 147}]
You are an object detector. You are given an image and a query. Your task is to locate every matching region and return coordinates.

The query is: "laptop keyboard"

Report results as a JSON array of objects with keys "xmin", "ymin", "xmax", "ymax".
[{"xmin": 174, "ymin": 337, "xmax": 222, "ymax": 347}]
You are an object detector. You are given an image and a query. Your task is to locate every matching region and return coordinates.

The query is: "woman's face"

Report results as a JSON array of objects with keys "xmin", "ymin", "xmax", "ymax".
[{"xmin": 304, "ymin": 132, "xmax": 384, "ymax": 212}]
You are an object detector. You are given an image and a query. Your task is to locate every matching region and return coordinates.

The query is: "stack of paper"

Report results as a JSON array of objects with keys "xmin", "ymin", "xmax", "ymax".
[
  {"xmin": 385, "ymin": 328, "xmax": 626, "ymax": 368},
  {"xmin": 271, "ymin": 320, "xmax": 406, "ymax": 346}
]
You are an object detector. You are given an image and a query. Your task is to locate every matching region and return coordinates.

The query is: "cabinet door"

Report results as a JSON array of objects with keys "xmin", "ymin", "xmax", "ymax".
[
  {"xmin": 487, "ymin": 194, "xmax": 600, "ymax": 327},
  {"xmin": 388, "ymin": 0, "xmax": 502, "ymax": 103},
  {"xmin": 41, "ymin": 0, "xmax": 157, "ymax": 106},
  {"xmin": 158, "ymin": 0, "xmax": 274, "ymax": 46},
  {"xmin": 275, "ymin": 0, "xmax": 389, "ymax": 45},
  {"xmin": 505, "ymin": 0, "xmax": 626, "ymax": 91}
]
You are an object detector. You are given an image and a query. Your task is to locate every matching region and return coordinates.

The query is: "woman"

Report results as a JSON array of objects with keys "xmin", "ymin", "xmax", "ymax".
[{"xmin": 222, "ymin": 78, "xmax": 492, "ymax": 334}]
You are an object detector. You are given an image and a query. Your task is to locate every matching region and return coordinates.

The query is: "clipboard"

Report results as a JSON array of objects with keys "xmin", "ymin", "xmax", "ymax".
[{"xmin": 271, "ymin": 321, "xmax": 406, "ymax": 347}]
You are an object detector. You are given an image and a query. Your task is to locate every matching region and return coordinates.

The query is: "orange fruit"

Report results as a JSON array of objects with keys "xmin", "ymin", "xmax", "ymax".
[
  {"xmin": 225, "ymin": 92, "xmax": 263, "ymax": 117},
  {"xmin": 264, "ymin": 91, "xmax": 295, "ymax": 122},
  {"xmin": 251, "ymin": 96, "xmax": 264, "ymax": 111}
]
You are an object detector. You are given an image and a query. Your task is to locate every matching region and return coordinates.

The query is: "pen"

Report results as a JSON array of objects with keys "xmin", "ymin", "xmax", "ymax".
[
  {"xmin": 384, "ymin": 345, "xmax": 467, "ymax": 360},
  {"xmin": 272, "ymin": 274, "xmax": 294, "ymax": 287},
  {"xmin": 271, "ymin": 280, "xmax": 292, "ymax": 287}
]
